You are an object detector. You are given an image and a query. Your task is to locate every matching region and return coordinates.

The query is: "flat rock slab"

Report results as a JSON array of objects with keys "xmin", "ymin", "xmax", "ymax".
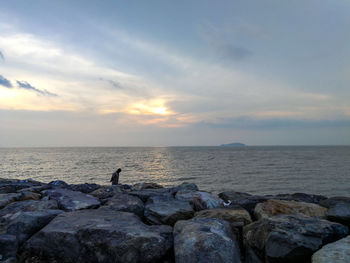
[
  {"xmin": 320, "ymin": 197, "xmax": 350, "ymax": 226},
  {"xmin": 243, "ymin": 215, "xmax": 349, "ymax": 263},
  {"xmin": 1, "ymin": 210, "xmax": 63, "ymax": 245},
  {"xmin": 175, "ymin": 191, "xmax": 223, "ymax": 211},
  {"xmin": 144, "ymin": 199, "xmax": 194, "ymax": 225},
  {"xmin": 195, "ymin": 208, "xmax": 252, "ymax": 226},
  {"xmin": 21, "ymin": 210, "xmax": 173, "ymax": 263},
  {"xmin": 0, "ymin": 199, "xmax": 58, "ymax": 218},
  {"xmin": 312, "ymin": 235, "xmax": 350, "ymax": 263},
  {"xmin": 254, "ymin": 199, "xmax": 327, "ymax": 220},
  {"xmin": 101, "ymin": 193, "xmax": 144, "ymax": 218},
  {"xmin": 174, "ymin": 217, "xmax": 241, "ymax": 263},
  {"xmin": 43, "ymin": 188, "xmax": 100, "ymax": 211}
]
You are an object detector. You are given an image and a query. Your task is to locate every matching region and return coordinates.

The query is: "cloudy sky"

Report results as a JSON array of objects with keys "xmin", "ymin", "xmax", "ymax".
[{"xmin": 0, "ymin": 0, "xmax": 349, "ymax": 146}]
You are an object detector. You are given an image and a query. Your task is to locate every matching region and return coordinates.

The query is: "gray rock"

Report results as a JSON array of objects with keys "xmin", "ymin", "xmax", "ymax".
[
  {"xmin": 0, "ymin": 193, "xmax": 22, "ymax": 209},
  {"xmin": 243, "ymin": 215, "xmax": 349, "ymax": 263},
  {"xmin": 320, "ymin": 197, "xmax": 350, "ymax": 226},
  {"xmin": 1, "ymin": 210, "xmax": 63, "ymax": 245},
  {"xmin": 312, "ymin": 235, "xmax": 350, "ymax": 263},
  {"xmin": 172, "ymin": 182, "xmax": 199, "ymax": 193},
  {"xmin": 101, "ymin": 193, "xmax": 144, "ymax": 218},
  {"xmin": 0, "ymin": 178, "xmax": 44, "ymax": 194},
  {"xmin": 174, "ymin": 217, "xmax": 241, "ymax": 263},
  {"xmin": 274, "ymin": 193, "xmax": 327, "ymax": 204},
  {"xmin": 0, "ymin": 199, "xmax": 58, "ymax": 218},
  {"xmin": 67, "ymin": 183, "xmax": 101, "ymax": 194},
  {"xmin": 194, "ymin": 207, "xmax": 252, "ymax": 226},
  {"xmin": 0, "ymin": 234, "xmax": 17, "ymax": 261},
  {"xmin": 129, "ymin": 188, "xmax": 173, "ymax": 202},
  {"xmin": 48, "ymin": 180, "xmax": 69, "ymax": 188},
  {"xmin": 21, "ymin": 210, "xmax": 173, "ymax": 263},
  {"xmin": 144, "ymin": 199, "xmax": 194, "ymax": 225},
  {"xmin": 43, "ymin": 188, "xmax": 100, "ymax": 211},
  {"xmin": 175, "ymin": 190, "xmax": 223, "ymax": 211},
  {"xmin": 132, "ymin": 182, "xmax": 164, "ymax": 191}
]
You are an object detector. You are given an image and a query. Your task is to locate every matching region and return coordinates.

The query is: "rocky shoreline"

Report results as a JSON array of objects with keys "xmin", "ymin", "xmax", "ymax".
[{"xmin": 0, "ymin": 178, "xmax": 349, "ymax": 263}]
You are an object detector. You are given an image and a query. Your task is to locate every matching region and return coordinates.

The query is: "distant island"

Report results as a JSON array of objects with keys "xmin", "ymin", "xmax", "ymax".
[{"xmin": 220, "ymin": 142, "xmax": 246, "ymax": 147}]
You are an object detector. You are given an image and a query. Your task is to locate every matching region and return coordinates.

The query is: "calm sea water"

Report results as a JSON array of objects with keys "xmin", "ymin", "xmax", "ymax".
[{"xmin": 0, "ymin": 146, "xmax": 349, "ymax": 197}]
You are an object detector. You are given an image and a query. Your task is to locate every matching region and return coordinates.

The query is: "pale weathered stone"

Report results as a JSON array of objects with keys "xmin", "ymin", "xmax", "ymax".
[
  {"xmin": 254, "ymin": 199, "xmax": 327, "ymax": 220},
  {"xmin": 312, "ymin": 235, "xmax": 350, "ymax": 263}
]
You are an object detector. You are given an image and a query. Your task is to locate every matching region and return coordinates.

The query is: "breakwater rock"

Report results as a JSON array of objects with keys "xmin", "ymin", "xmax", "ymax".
[{"xmin": 0, "ymin": 178, "xmax": 349, "ymax": 263}]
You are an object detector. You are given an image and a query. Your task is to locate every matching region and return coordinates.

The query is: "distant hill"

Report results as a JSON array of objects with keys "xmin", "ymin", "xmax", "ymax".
[{"xmin": 220, "ymin": 142, "xmax": 246, "ymax": 147}]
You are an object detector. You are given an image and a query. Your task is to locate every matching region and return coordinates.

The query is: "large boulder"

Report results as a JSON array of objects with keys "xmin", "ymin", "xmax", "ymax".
[
  {"xmin": 21, "ymin": 210, "xmax": 173, "ymax": 263},
  {"xmin": 42, "ymin": 188, "xmax": 100, "ymax": 211},
  {"xmin": 1, "ymin": 210, "xmax": 63, "ymax": 245},
  {"xmin": 172, "ymin": 182, "xmax": 199, "ymax": 193},
  {"xmin": 129, "ymin": 188, "xmax": 173, "ymax": 202},
  {"xmin": 144, "ymin": 199, "xmax": 194, "ymax": 225},
  {"xmin": 174, "ymin": 217, "xmax": 241, "ymax": 263},
  {"xmin": 195, "ymin": 207, "xmax": 252, "ymax": 226},
  {"xmin": 0, "ymin": 199, "xmax": 58, "ymax": 218},
  {"xmin": 320, "ymin": 197, "xmax": 350, "ymax": 226},
  {"xmin": 312, "ymin": 235, "xmax": 350, "ymax": 263},
  {"xmin": 67, "ymin": 183, "xmax": 101, "ymax": 194},
  {"xmin": 0, "ymin": 234, "xmax": 17, "ymax": 262},
  {"xmin": 0, "ymin": 193, "xmax": 23, "ymax": 209},
  {"xmin": 101, "ymin": 193, "xmax": 144, "ymax": 218},
  {"xmin": 0, "ymin": 179, "xmax": 44, "ymax": 194},
  {"xmin": 219, "ymin": 191, "xmax": 269, "ymax": 216},
  {"xmin": 243, "ymin": 215, "xmax": 349, "ymax": 263},
  {"xmin": 254, "ymin": 199, "xmax": 327, "ymax": 220},
  {"xmin": 175, "ymin": 191, "xmax": 223, "ymax": 211}
]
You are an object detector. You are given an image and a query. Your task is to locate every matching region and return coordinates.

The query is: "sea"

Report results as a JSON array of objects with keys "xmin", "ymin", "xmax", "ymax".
[{"xmin": 0, "ymin": 146, "xmax": 349, "ymax": 197}]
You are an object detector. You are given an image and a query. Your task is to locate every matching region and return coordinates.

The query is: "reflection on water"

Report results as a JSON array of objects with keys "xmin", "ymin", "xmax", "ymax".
[{"xmin": 0, "ymin": 146, "xmax": 349, "ymax": 196}]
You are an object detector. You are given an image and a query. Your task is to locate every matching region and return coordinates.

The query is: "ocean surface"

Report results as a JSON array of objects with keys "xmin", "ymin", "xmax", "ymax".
[{"xmin": 0, "ymin": 146, "xmax": 349, "ymax": 197}]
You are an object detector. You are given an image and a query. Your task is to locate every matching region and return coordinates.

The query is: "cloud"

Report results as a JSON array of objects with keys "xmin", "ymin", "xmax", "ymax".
[
  {"xmin": 0, "ymin": 75, "xmax": 12, "ymax": 88},
  {"xmin": 99, "ymin": 77, "xmax": 123, "ymax": 89},
  {"xmin": 16, "ymin": 80, "xmax": 57, "ymax": 97},
  {"xmin": 219, "ymin": 44, "xmax": 253, "ymax": 61},
  {"xmin": 0, "ymin": 50, "xmax": 4, "ymax": 61}
]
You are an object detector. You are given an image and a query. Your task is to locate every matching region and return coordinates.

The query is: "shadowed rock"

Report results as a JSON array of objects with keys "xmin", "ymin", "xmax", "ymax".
[
  {"xmin": 67, "ymin": 183, "xmax": 101, "ymax": 194},
  {"xmin": 42, "ymin": 188, "xmax": 100, "ymax": 211},
  {"xmin": 0, "ymin": 199, "xmax": 58, "ymax": 218},
  {"xmin": 172, "ymin": 182, "xmax": 199, "ymax": 193},
  {"xmin": 274, "ymin": 193, "xmax": 327, "ymax": 204},
  {"xmin": 90, "ymin": 186, "xmax": 125, "ymax": 200},
  {"xmin": 243, "ymin": 215, "xmax": 349, "ymax": 263},
  {"xmin": 133, "ymin": 182, "xmax": 164, "ymax": 191},
  {"xmin": 320, "ymin": 197, "xmax": 350, "ymax": 226},
  {"xmin": 129, "ymin": 188, "xmax": 173, "ymax": 202},
  {"xmin": 101, "ymin": 193, "xmax": 144, "ymax": 218},
  {"xmin": 0, "ymin": 178, "xmax": 44, "ymax": 194},
  {"xmin": 144, "ymin": 199, "xmax": 194, "ymax": 225},
  {"xmin": 0, "ymin": 193, "xmax": 23, "ymax": 209},
  {"xmin": 21, "ymin": 210, "xmax": 173, "ymax": 263},
  {"xmin": 174, "ymin": 217, "xmax": 241, "ymax": 263},
  {"xmin": 0, "ymin": 234, "xmax": 17, "ymax": 262}
]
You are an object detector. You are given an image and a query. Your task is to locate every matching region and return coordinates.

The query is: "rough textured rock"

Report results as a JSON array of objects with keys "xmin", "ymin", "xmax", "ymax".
[
  {"xmin": 48, "ymin": 180, "xmax": 69, "ymax": 188},
  {"xmin": 320, "ymin": 197, "xmax": 350, "ymax": 226},
  {"xmin": 274, "ymin": 193, "xmax": 327, "ymax": 204},
  {"xmin": 243, "ymin": 215, "xmax": 349, "ymax": 263},
  {"xmin": 89, "ymin": 186, "xmax": 125, "ymax": 200},
  {"xmin": 67, "ymin": 183, "xmax": 101, "ymax": 194},
  {"xmin": 312, "ymin": 235, "xmax": 350, "ymax": 263},
  {"xmin": 18, "ymin": 191, "xmax": 41, "ymax": 201},
  {"xmin": 0, "ymin": 179, "xmax": 44, "ymax": 194},
  {"xmin": 0, "ymin": 199, "xmax": 58, "ymax": 218},
  {"xmin": 101, "ymin": 193, "xmax": 144, "ymax": 218},
  {"xmin": 175, "ymin": 191, "xmax": 223, "ymax": 211},
  {"xmin": 219, "ymin": 191, "xmax": 269, "ymax": 216},
  {"xmin": 132, "ymin": 182, "xmax": 164, "ymax": 191},
  {"xmin": 0, "ymin": 234, "xmax": 18, "ymax": 262},
  {"xmin": 195, "ymin": 207, "xmax": 252, "ymax": 226},
  {"xmin": 1, "ymin": 210, "xmax": 63, "ymax": 245},
  {"xmin": 254, "ymin": 199, "xmax": 327, "ymax": 220},
  {"xmin": 43, "ymin": 188, "xmax": 100, "ymax": 211},
  {"xmin": 129, "ymin": 188, "xmax": 173, "ymax": 202},
  {"xmin": 21, "ymin": 210, "xmax": 173, "ymax": 263},
  {"xmin": 0, "ymin": 193, "xmax": 22, "ymax": 209},
  {"xmin": 174, "ymin": 217, "xmax": 241, "ymax": 263},
  {"xmin": 144, "ymin": 199, "xmax": 194, "ymax": 225},
  {"xmin": 172, "ymin": 182, "xmax": 199, "ymax": 193}
]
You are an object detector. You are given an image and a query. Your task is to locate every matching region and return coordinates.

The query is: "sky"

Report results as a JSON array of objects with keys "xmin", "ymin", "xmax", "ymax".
[{"xmin": 0, "ymin": 0, "xmax": 350, "ymax": 146}]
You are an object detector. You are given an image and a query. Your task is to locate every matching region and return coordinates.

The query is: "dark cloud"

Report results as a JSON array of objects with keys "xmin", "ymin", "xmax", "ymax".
[
  {"xmin": 0, "ymin": 75, "xmax": 12, "ymax": 88},
  {"xmin": 16, "ymin": 81, "xmax": 58, "ymax": 97},
  {"xmin": 219, "ymin": 44, "xmax": 253, "ymax": 61},
  {"xmin": 99, "ymin": 77, "xmax": 124, "ymax": 89}
]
